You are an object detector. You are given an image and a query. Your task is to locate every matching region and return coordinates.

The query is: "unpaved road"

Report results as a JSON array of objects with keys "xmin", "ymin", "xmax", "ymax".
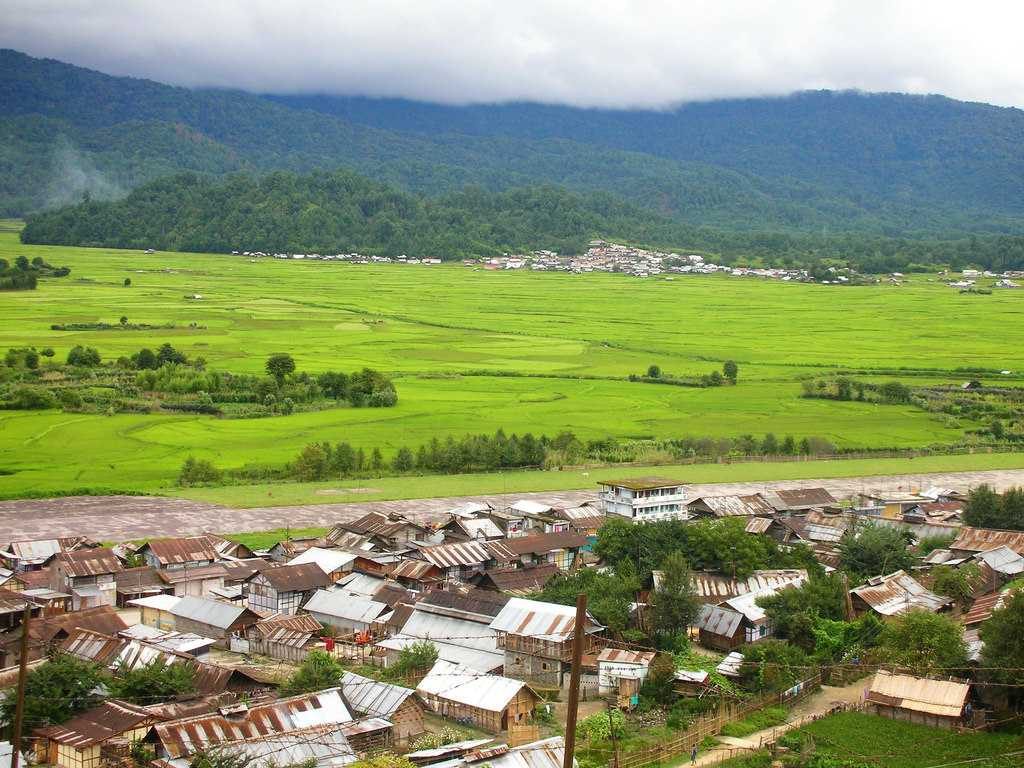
[{"xmin": 2, "ymin": 467, "xmax": 1024, "ymax": 542}]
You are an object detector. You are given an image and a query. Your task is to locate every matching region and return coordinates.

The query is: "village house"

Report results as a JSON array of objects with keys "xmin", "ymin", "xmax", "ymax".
[
  {"xmin": 388, "ymin": 559, "xmax": 444, "ymax": 591},
  {"xmin": 598, "ymin": 477, "xmax": 688, "ymax": 522},
  {"xmin": 129, "ymin": 594, "xmax": 181, "ymax": 630},
  {"xmin": 2, "ymin": 604, "xmax": 127, "ymax": 665},
  {"xmin": 244, "ymin": 562, "xmax": 331, "ymax": 614},
  {"xmin": 114, "ymin": 566, "xmax": 172, "ymax": 607},
  {"xmin": 0, "ymin": 537, "xmax": 97, "ymax": 572},
  {"xmin": 267, "ymin": 536, "xmax": 327, "ymax": 562},
  {"xmin": 693, "ymin": 604, "xmax": 746, "ymax": 651},
  {"xmin": 470, "ymin": 564, "xmax": 560, "ymax": 596},
  {"xmin": 137, "ymin": 536, "xmax": 219, "ymax": 571},
  {"xmin": 302, "ymin": 589, "xmax": 389, "ymax": 635},
  {"xmin": 490, "ymin": 597, "xmax": 604, "ymax": 687},
  {"xmin": 849, "ymin": 570, "xmax": 952, "ymax": 618},
  {"xmin": 499, "ymin": 531, "xmax": 588, "ymax": 571},
  {"xmin": 34, "ymin": 699, "xmax": 163, "ymax": 768},
  {"xmin": 687, "ymin": 494, "xmax": 776, "ymax": 519},
  {"xmin": 248, "ymin": 613, "xmax": 324, "ymax": 663},
  {"xmin": 950, "ymin": 526, "xmax": 1024, "ymax": 558},
  {"xmin": 149, "ymin": 688, "xmax": 355, "ymax": 762},
  {"xmin": 438, "ymin": 512, "xmax": 507, "ymax": 542},
  {"xmin": 155, "ymin": 563, "xmax": 229, "ymax": 599},
  {"xmin": 416, "ymin": 659, "xmax": 541, "ymax": 732},
  {"xmin": 378, "ymin": 588, "xmax": 508, "ymax": 673},
  {"xmin": 340, "ymin": 671, "xmax": 427, "ymax": 743},
  {"xmin": 150, "ymin": 726, "xmax": 357, "ymax": 768},
  {"xmin": 417, "ymin": 540, "xmax": 508, "ymax": 582},
  {"xmin": 762, "ymin": 487, "xmax": 839, "ymax": 514},
  {"xmin": 596, "ymin": 648, "xmax": 656, "ymax": 695},
  {"xmin": 167, "ymin": 596, "xmax": 260, "ymax": 649},
  {"xmin": 865, "ymin": 670, "xmax": 971, "ymax": 729},
  {"xmin": 655, "ymin": 569, "xmax": 808, "ymax": 603},
  {"xmin": 855, "ymin": 493, "xmax": 935, "ymax": 520},
  {"xmin": 288, "ymin": 547, "xmax": 358, "ymax": 580},
  {"xmin": 556, "ymin": 503, "xmax": 607, "ymax": 542},
  {"xmin": 903, "ymin": 500, "xmax": 965, "ymax": 526},
  {"xmin": 49, "ymin": 547, "xmax": 120, "ymax": 611},
  {"xmin": 338, "ymin": 511, "xmax": 434, "ymax": 549}
]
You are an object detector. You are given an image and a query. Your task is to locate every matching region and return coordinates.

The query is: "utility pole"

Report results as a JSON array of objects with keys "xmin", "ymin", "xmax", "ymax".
[
  {"xmin": 11, "ymin": 604, "xmax": 33, "ymax": 768},
  {"xmin": 562, "ymin": 593, "xmax": 588, "ymax": 768}
]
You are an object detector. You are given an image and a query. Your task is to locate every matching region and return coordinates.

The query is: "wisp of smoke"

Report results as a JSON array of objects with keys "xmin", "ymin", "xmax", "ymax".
[{"xmin": 45, "ymin": 136, "xmax": 125, "ymax": 209}]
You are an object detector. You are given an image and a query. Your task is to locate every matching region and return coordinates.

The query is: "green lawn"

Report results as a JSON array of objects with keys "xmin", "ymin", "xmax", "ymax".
[{"xmin": 3, "ymin": 232, "xmax": 1024, "ymax": 499}]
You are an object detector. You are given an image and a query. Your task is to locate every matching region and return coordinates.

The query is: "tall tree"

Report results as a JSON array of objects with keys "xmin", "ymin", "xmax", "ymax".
[
  {"xmin": 265, "ymin": 353, "xmax": 296, "ymax": 384},
  {"xmin": 838, "ymin": 523, "xmax": 914, "ymax": 578},
  {"xmin": 878, "ymin": 610, "xmax": 968, "ymax": 677},
  {"xmin": 979, "ymin": 591, "xmax": 1024, "ymax": 709},
  {"xmin": 650, "ymin": 551, "xmax": 699, "ymax": 639}
]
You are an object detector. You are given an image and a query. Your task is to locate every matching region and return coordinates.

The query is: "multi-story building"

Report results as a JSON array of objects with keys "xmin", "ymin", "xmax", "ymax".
[{"xmin": 598, "ymin": 477, "xmax": 688, "ymax": 521}]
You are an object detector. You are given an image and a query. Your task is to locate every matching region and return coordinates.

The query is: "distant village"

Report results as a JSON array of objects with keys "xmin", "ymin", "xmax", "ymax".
[
  {"xmin": 229, "ymin": 244, "xmax": 1024, "ymax": 287},
  {"xmin": 1, "ymin": 475, "xmax": 1021, "ymax": 768}
]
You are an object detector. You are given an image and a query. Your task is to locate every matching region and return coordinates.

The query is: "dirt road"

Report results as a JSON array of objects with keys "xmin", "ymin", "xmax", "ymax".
[{"xmin": 2, "ymin": 467, "xmax": 1024, "ymax": 542}]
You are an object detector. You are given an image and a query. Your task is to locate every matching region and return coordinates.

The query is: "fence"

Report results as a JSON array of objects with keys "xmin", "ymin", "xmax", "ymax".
[{"xmin": 613, "ymin": 673, "xmax": 821, "ymax": 768}]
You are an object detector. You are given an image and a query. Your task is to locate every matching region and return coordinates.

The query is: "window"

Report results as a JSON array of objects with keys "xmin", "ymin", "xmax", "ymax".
[
  {"xmin": 515, "ymin": 656, "xmax": 523, "ymax": 665},
  {"xmin": 542, "ymin": 662, "xmax": 549, "ymax": 671}
]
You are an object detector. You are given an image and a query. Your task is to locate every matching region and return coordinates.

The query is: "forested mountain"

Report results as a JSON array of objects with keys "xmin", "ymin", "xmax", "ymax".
[
  {"xmin": 20, "ymin": 169, "xmax": 1024, "ymax": 272},
  {"xmin": 5, "ymin": 48, "xmax": 1024, "ymax": 238}
]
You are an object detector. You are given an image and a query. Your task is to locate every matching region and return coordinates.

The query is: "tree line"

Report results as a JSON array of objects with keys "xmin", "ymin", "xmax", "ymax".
[{"xmin": 20, "ymin": 167, "xmax": 1024, "ymax": 273}]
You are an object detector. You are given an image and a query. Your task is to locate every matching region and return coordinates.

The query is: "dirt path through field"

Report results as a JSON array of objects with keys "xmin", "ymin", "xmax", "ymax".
[{"xmin": 2, "ymin": 467, "xmax": 1024, "ymax": 542}]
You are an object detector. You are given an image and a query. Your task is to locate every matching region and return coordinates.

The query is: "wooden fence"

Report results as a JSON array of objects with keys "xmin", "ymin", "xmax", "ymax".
[{"xmin": 613, "ymin": 674, "xmax": 821, "ymax": 768}]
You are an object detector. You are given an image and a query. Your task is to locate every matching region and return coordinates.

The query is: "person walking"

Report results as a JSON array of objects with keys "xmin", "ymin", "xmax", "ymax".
[{"xmin": 690, "ymin": 745, "xmax": 698, "ymax": 765}]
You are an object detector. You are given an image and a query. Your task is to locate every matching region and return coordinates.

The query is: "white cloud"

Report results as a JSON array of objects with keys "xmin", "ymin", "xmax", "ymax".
[{"xmin": 2, "ymin": 0, "xmax": 1023, "ymax": 109}]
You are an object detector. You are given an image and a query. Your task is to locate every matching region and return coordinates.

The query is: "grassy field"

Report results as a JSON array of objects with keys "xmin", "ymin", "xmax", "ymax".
[
  {"xmin": 3, "ymin": 230, "xmax": 1024, "ymax": 499},
  {"xmin": 786, "ymin": 711, "xmax": 1023, "ymax": 767}
]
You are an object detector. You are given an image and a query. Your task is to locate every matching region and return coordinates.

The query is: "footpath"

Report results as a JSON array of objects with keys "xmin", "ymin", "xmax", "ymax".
[{"xmin": 691, "ymin": 677, "xmax": 871, "ymax": 766}]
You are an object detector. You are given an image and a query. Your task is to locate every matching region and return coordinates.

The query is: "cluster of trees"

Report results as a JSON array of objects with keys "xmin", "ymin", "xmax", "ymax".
[
  {"xmin": 0, "ymin": 254, "xmax": 69, "ymax": 290},
  {"xmin": 289, "ymin": 428, "xmax": 564, "ymax": 483},
  {"xmin": 0, "ymin": 654, "xmax": 194, "ymax": 741},
  {"xmin": 963, "ymin": 484, "xmax": 1024, "ymax": 531},
  {"xmin": 631, "ymin": 361, "xmax": 739, "ymax": 388},
  {"xmin": 837, "ymin": 523, "xmax": 915, "ymax": 579},
  {"xmin": 801, "ymin": 377, "xmax": 914, "ymax": 405},
  {"xmin": 595, "ymin": 516, "xmax": 818, "ymax": 583}
]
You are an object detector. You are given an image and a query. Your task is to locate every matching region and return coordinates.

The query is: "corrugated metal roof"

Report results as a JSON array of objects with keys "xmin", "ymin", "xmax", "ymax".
[
  {"xmin": 688, "ymin": 494, "xmax": 775, "ymax": 518},
  {"xmin": 389, "ymin": 560, "xmax": 442, "ymax": 581},
  {"xmin": 767, "ymin": 488, "xmax": 837, "ymax": 510},
  {"xmin": 744, "ymin": 518, "xmax": 773, "ymax": 535},
  {"xmin": 867, "ymin": 670, "xmax": 969, "ymax": 718},
  {"xmin": 951, "ymin": 527, "xmax": 1024, "ymax": 556},
  {"xmin": 304, "ymin": 590, "xmax": 388, "ymax": 624},
  {"xmin": 259, "ymin": 563, "xmax": 332, "ymax": 592},
  {"xmin": 850, "ymin": 570, "xmax": 950, "ymax": 616},
  {"xmin": 166, "ymin": 725, "xmax": 357, "ymax": 768},
  {"xmin": 289, "ymin": 548, "xmax": 358, "ymax": 574},
  {"xmin": 406, "ymin": 738, "xmax": 493, "ymax": 762},
  {"xmin": 36, "ymin": 700, "xmax": 156, "ymax": 747},
  {"xmin": 500, "ymin": 532, "xmax": 588, "ymax": 556},
  {"xmin": 154, "ymin": 688, "xmax": 353, "ymax": 758},
  {"xmin": 340, "ymin": 671, "xmax": 416, "ymax": 718},
  {"xmin": 419, "ymin": 540, "xmax": 494, "ymax": 568},
  {"xmin": 695, "ymin": 604, "xmax": 743, "ymax": 637},
  {"xmin": 655, "ymin": 569, "xmax": 808, "ymax": 601},
  {"xmin": 57, "ymin": 547, "xmax": 123, "ymax": 577},
  {"xmin": 324, "ymin": 529, "xmax": 376, "ymax": 553},
  {"xmin": 975, "ymin": 545, "xmax": 1024, "ymax": 575},
  {"xmin": 142, "ymin": 537, "xmax": 218, "ymax": 566},
  {"xmin": 716, "ymin": 652, "xmax": 744, "ymax": 677},
  {"xmin": 417, "ymin": 660, "xmax": 531, "ymax": 712},
  {"xmin": 469, "ymin": 736, "xmax": 567, "ymax": 768},
  {"xmin": 722, "ymin": 574, "xmax": 806, "ymax": 622},
  {"xmin": 488, "ymin": 597, "xmax": 602, "ymax": 641},
  {"xmin": 377, "ymin": 634, "xmax": 505, "ymax": 673},
  {"xmin": 418, "ymin": 588, "xmax": 509, "ymax": 620},
  {"xmin": 596, "ymin": 648, "xmax": 655, "ymax": 666},
  {"xmin": 474, "ymin": 565, "xmax": 559, "ymax": 596},
  {"xmin": 337, "ymin": 572, "xmax": 386, "ymax": 597},
  {"xmin": 128, "ymin": 594, "xmax": 182, "ymax": 611},
  {"xmin": 674, "ymin": 669, "xmax": 709, "ymax": 684},
  {"xmin": 157, "ymin": 564, "xmax": 229, "ymax": 585},
  {"xmin": 169, "ymin": 596, "xmax": 250, "ymax": 629},
  {"xmin": 399, "ymin": 610, "xmax": 500, "ymax": 654},
  {"xmin": 962, "ymin": 589, "xmax": 1012, "ymax": 626},
  {"xmin": 509, "ymin": 500, "xmax": 553, "ymax": 515}
]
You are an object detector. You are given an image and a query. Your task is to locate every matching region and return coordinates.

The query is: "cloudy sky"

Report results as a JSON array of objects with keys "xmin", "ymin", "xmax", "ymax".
[{"xmin": 3, "ymin": 1, "xmax": 1024, "ymax": 109}]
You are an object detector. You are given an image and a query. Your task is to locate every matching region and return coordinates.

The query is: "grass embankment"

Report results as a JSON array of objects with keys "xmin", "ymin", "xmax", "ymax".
[{"xmin": 2, "ymin": 233, "xmax": 1024, "ymax": 499}]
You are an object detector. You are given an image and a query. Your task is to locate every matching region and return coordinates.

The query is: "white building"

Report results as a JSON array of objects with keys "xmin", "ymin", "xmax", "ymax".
[{"xmin": 598, "ymin": 477, "xmax": 688, "ymax": 521}]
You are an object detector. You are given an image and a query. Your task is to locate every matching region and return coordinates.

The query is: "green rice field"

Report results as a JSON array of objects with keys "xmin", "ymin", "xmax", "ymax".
[{"xmin": 3, "ymin": 227, "xmax": 1024, "ymax": 500}]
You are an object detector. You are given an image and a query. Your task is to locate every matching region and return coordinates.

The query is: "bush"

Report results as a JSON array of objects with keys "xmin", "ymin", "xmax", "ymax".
[
  {"xmin": 5, "ymin": 385, "xmax": 58, "ymax": 409},
  {"xmin": 578, "ymin": 709, "xmax": 626, "ymax": 741},
  {"xmin": 67, "ymin": 345, "xmax": 101, "ymax": 366},
  {"xmin": 178, "ymin": 456, "xmax": 222, "ymax": 486}
]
